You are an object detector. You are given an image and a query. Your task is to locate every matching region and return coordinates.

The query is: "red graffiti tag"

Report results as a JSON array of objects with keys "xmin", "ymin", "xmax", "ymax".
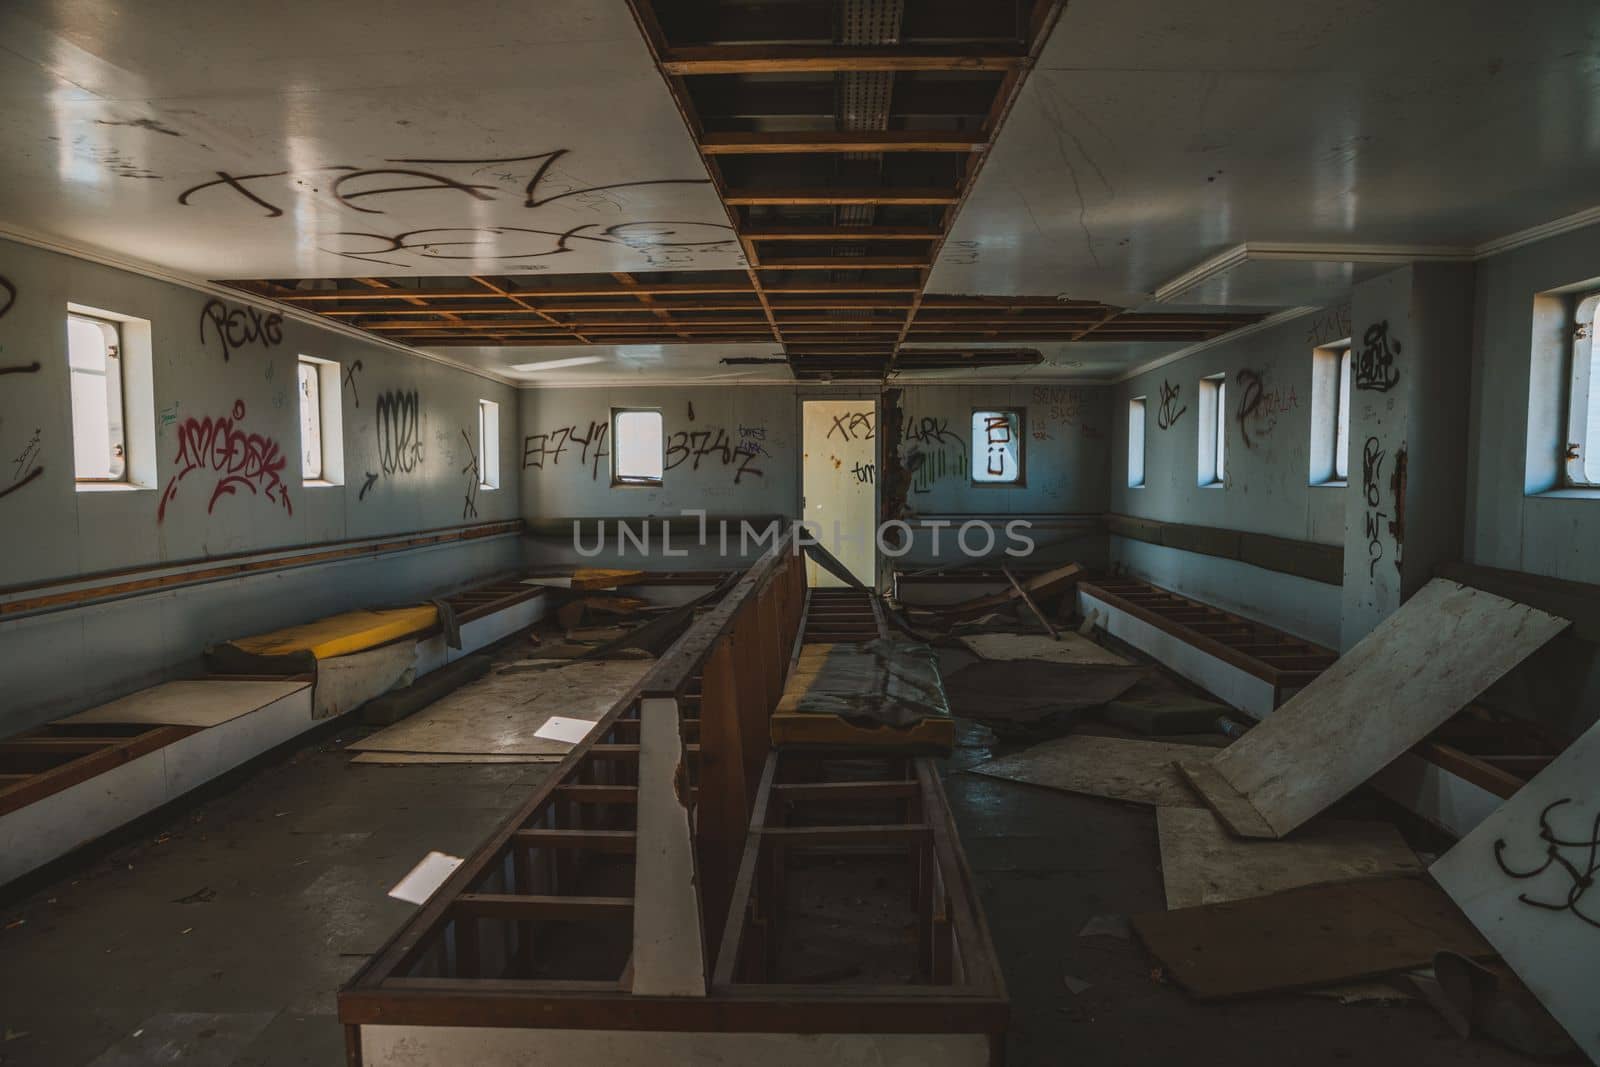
[{"xmin": 158, "ymin": 400, "xmax": 293, "ymax": 522}]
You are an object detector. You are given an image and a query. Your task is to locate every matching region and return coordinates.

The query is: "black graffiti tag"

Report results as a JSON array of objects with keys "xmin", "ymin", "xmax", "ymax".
[
  {"xmin": 1355, "ymin": 320, "xmax": 1402, "ymax": 392},
  {"xmin": 375, "ymin": 391, "xmax": 424, "ymax": 476},
  {"xmin": 1362, "ymin": 436, "xmax": 1387, "ymax": 579},
  {"xmin": 1494, "ymin": 798, "xmax": 1600, "ymax": 930},
  {"xmin": 1157, "ymin": 379, "xmax": 1187, "ymax": 430},
  {"xmin": 199, "ymin": 299, "xmax": 283, "ymax": 362}
]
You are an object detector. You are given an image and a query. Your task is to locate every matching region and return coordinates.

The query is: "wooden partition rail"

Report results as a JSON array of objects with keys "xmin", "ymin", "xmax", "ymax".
[{"xmin": 340, "ymin": 531, "xmax": 1006, "ymax": 1066}]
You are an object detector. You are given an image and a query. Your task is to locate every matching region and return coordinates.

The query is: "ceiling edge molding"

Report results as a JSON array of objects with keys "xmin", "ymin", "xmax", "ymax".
[
  {"xmin": 0, "ymin": 222, "xmax": 519, "ymax": 388},
  {"xmin": 1472, "ymin": 203, "xmax": 1600, "ymax": 259},
  {"xmin": 1113, "ymin": 306, "xmax": 1319, "ymax": 385}
]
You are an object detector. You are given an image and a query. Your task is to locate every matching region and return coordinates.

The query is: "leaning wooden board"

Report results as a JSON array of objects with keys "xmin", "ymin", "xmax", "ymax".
[
  {"xmin": 1430, "ymin": 717, "xmax": 1600, "ymax": 1064},
  {"xmin": 1132, "ymin": 876, "xmax": 1494, "ymax": 999},
  {"xmin": 1177, "ymin": 580, "xmax": 1568, "ymax": 838}
]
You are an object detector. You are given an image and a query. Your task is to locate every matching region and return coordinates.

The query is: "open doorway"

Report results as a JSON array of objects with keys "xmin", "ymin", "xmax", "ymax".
[{"xmin": 800, "ymin": 399, "xmax": 877, "ymax": 588}]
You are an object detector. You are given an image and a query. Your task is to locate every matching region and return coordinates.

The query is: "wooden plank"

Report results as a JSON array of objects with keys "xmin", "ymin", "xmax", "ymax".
[
  {"xmin": 1430, "ymin": 717, "xmax": 1600, "ymax": 1063},
  {"xmin": 660, "ymin": 45, "xmax": 1025, "ymax": 75},
  {"xmin": 1002, "ymin": 564, "xmax": 1058, "ymax": 639},
  {"xmin": 757, "ymin": 824, "xmax": 931, "ymax": 846},
  {"xmin": 724, "ymin": 188, "xmax": 960, "ymax": 207},
  {"xmin": 1187, "ymin": 580, "xmax": 1569, "ymax": 838},
  {"xmin": 630, "ymin": 697, "xmax": 707, "ymax": 997},
  {"xmin": 453, "ymin": 894, "xmax": 634, "ymax": 921},
  {"xmin": 696, "ymin": 637, "xmax": 747, "ymax": 959},
  {"xmin": 700, "ymin": 131, "xmax": 986, "ymax": 154},
  {"xmin": 1156, "ymin": 808, "xmax": 1422, "ymax": 909},
  {"xmin": 51, "ymin": 679, "xmax": 310, "ymax": 728},
  {"xmin": 1132, "ymin": 877, "xmax": 1494, "ymax": 1000},
  {"xmin": 770, "ymin": 781, "xmax": 919, "ymax": 802},
  {"xmin": 555, "ymin": 784, "xmax": 638, "ymax": 804}
]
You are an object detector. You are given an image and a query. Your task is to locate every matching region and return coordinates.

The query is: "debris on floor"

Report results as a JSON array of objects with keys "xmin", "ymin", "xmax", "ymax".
[
  {"xmin": 957, "ymin": 631, "xmax": 1130, "ymax": 666},
  {"xmin": 1096, "ymin": 673, "xmax": 1231, "ymax": 736},
  {"xmin": 388, "ymin": 851, "xmax": 465, "ymax": 905},
  {"xmin": 1156, "ymin": 808, "xmax": 1423, "ymax": 909},
  {"xmin": 1131, "ymin": 876, "xmax": 1494, "ymax": 1000},
  {"xmin": 943, "ymin": 660, "xmax": 1150, "ymax": 740},
  {"xmin": 1405, "ymin": 952, "xmax": 1578, "ymax": 1059},
  {"xmin": 968, "ymin": 735, "xmax": 1213, "ymax": 808}
]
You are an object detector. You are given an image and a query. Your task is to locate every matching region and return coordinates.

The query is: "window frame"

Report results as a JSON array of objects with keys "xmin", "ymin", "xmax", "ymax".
[
  {"xmin": 478, "ymin": 399, "xmax": 501, "ymax": 490},
  {"xmin": 1198, "ymin": 374, "xmax": 1226, "ymax": 488},
  {"xmin": 297, "ymin": 357, "xmax": 325, "ymax": 482},
  {"xmin": 296, "ymin": 354, "xmax": 345, "ymax": 488},
  {"xmin": 610, "ymin": 406, "xmax": 664, "ymax": 487},
  {"xmin": 969, "ymin": 407, "xmax": 1026, "ymax": 487},
  {"xmin": 1128, "ymin": 396, "xmax": 1147, "ymax": 488},
  {"xmin": 67, "ymin": 312, "xmax": 128, "ymax": 484},
  {"xmin": 1310, "ymin": 339, "xmax": 1352, "ymax": 486},
  {"xmin": 1564, "ymin": 291, "xmax": 1600, "ymax": 488}
]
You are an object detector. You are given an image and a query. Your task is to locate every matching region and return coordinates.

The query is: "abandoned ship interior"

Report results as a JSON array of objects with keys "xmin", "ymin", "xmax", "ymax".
[{"xmin": 1, "ymin": 1, "xmax": 1599, "ymax": 1064}]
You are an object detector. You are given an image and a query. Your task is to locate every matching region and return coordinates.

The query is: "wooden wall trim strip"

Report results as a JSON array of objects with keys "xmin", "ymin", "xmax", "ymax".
[
  {"xmin": 1, "ymin": 520, "xmax": 523, "ymax": 619},
  {"xmin": 1106, "ymin": 513, "xmax": 1343, "ymax": 586}
]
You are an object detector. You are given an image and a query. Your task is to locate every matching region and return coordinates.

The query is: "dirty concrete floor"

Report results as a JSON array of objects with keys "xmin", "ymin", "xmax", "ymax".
[
  {"xmin": 0, "ymin": 671, "xmax": 1539, "ymax": 1066},
  {"xmin": 0, "ymin": 726, "xmax": 552, "ymax": 1066}
]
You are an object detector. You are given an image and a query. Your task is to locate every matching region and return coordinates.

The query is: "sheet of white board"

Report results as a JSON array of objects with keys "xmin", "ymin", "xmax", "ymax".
[
  {"xmin": 52, "ymin": 679, "xmax": 311, "ymax": 728},
  {"xmin": 1431, "ymin": 718, "xmax": 1600, "ymax": 1064},
  {"xmin": 1186, "ymin": 580, "xmax": 1568, "ymax": 837},
  {"xmin": 959, "ymin": 632, "xmax": 1130, "ymax": 666},
  {"xmin": 389, "ymin": 851, "xmax": 465, "ymax": 906},
  {"xmin": 533, "ymin": 716, "xmax": 598, "ymax": 745}
]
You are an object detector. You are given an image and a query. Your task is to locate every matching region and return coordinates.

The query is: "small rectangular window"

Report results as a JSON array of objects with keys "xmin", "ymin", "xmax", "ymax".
[
  {"xmin": 1128, "ymin": 397, "xmax": 1147, "ymax": 488},
  {"xmin": 1566, "ymin": 292, "xmax": 1600, "ymax": 487},
  {"xmin": 1198, "ymin": 374, "xmax": 1226, "ymax": 487},
  {"xmin": 612, "ymin": 408, "xmax": 663, "ymax": 486},
  {"xmin": 298, "ymin": 359, "xmax": 323, "ymax": 480},
  {"xmin": 478, "ymin": 399, "xmax": 501, "ymax": 489},
  {"xmin": 1310, "ymin": 341, "xmax": 1352, "ymax": 485},
  {"xmin": 297, "ymin": 355, "xmax": 344, "ymax": 486},
  {"xmin": 971, "ymin": 409, "xmax": 1024, "ymax": 485},
  {"xmin": 67, "ymin": 313, "xmax": 127, "ymax": 482}
]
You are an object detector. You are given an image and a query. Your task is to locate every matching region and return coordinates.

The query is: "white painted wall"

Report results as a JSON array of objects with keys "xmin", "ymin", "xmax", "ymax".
[{"xmin": 0, "ymin": 238, "xmax": 522, "ymax": 729}]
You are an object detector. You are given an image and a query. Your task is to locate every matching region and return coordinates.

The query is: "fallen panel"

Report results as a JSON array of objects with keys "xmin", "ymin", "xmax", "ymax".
[
  {"xmin": 944, "ymin": 660, "xmax": 1150, "ymax": 740},
  {"xmin": 1156, "ymin": 807, "xmax": 1422, "ymax": 909},
  {"xmin": 1133, "ymin": 877, "xmax": 1494, "ymax": 1000},
  {"xmin": 958, "ymin": 632, "xmax": 1129, "ymax": 665},
  {"xmin": 52, "ymin": 679, "xmax": 310, "ymax": 728},
  {"xmin": 314, "ymin": 642, "xmax": 416, "ymax": 719},
  {"xmin": 1430, "ymin": 717, "xmax": 1600, "ymax": 1063},
  {"xmin": 349, "ymin": 752, "xmax": 563, "ymax": 765},
  {"xmin": 968, "ymin": 735, "xmax": 1210, "ymax": 808},
  {"xmin": 349, "ymin": 660, "xmax": 650, "ymax": 756},
  {"xmin": 1178, "ymin": 580, "xmax": 1568, "ymax": 838}
]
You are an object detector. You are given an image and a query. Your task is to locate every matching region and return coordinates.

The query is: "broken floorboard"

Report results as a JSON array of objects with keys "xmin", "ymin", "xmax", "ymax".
[
  {"xmin": 1156, "ymin": 808, "xmax": 1423, "ymax": 909},
  {"xmin": 1177, "ymin": 580, "xmax": 1569, "ymax": 839},
  {"xmin": 1132, "ymin": 876, "xmax": 1495, "ymax": 1000},
  {"xmin": 968, "ymin": 735, "xmax": 1212, "ymax": 808}
]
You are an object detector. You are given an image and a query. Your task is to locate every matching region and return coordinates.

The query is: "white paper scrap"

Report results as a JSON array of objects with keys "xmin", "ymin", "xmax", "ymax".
[
  {"xmin": 388, "ymin": 851, "xmax": 464, "ymax": 905},
  {"xmin": 534, "ymin": 716, "xmax": 597, "ymax": 745}
]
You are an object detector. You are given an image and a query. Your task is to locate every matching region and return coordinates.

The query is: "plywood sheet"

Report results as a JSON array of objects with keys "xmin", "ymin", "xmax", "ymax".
[
  {"xmin": 1431, "ymin": 718, "xmax": 1600, "ymax": 1064},
  {"xmin": 348, "ymin": 660, "xmax": 649, "ymax": 756},
  {"xmin": 53, "ymin": 679, "xmax": 309, "ymax": 729},
  {"xmin": 959, "ymin": 632, "xmax": 1130, "ymax": 666},
  {"xmin": 1156, "ymin": 808, "xmax": 1422, "ymax": 909},
  {"xmin": 314, "ymin": 642, "xmax": 416, "ymax": 719},
  {"xmin": 1133, "ymin": 877, "xmax": 1494, "ymax": 1000},
  {"xmin": 1189, "ymin": 580, "xmax": 1568, "ymax": 838},
  {"xmin": 967, "ymin": 735, "xmax": 1210, "ymax": 808}
]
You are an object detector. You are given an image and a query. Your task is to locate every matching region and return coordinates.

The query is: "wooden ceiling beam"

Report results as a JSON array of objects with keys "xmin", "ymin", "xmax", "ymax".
[
  {"xmin": 700, "ymin": 131, "xmax": 986, "ymax": 154},
  {"xmin": 755, "ymin": 256, "xmax": 932, "ymax": 270},
  {"xmin": 724, "ymin": 187, "xmax": 959, "ymax": 206},
  {"xmin": 661, "ymin": 45, "xmax": 1025, "ymax": 75},
  {"xmin": 740, "ymin": 225, "xmax": 942, "ymax": 241}
]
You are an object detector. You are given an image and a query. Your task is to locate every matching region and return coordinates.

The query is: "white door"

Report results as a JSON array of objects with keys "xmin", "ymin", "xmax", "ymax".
[{"xmin": 801, "ymin": 400, "xmax": 877, "ymax": 588}]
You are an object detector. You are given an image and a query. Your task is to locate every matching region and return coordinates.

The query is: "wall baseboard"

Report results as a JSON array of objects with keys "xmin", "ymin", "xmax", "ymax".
[{"xmin": 1106, "ymin": 514, "xmax": 1343, "ymax": 585}]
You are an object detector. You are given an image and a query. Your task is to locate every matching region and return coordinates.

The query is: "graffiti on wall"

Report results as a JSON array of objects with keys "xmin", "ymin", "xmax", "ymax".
[
  {"xmin": 1355, "ymin": 321, "xmax": 1402, "ymax": 393},
  {"xmin": 522, "ymin": 418, "xmax": 765, "ymax": 485},
  {"xmin": 375, "ymin": 390, "xmax": 424, "ymax": 477},
  {"xmin": 0, "ymin": 276, "xmax": 41, "ymax": 378},
  {"xmin": 460, "ymin": 428, "xmax": 480, "ymax": 520},
  {"xmin": 902, "ymin": 415, "xmax": 968, "ymax": 494},
  {"xmin": 1156, "ymin": 379, "xmax": 1187, "ymax": 430},
  {"xmin": 1234, "ymin": 368, "xmax": 1299, "ymax": 449},
  {"xmin": 1361, "ymin": 436, "xmax": 1386, "ymax": 579},
  {"xmin": 826, "ymin": 410, "xmax": 874, "ymax": 442},
  {"xmin": 199, "ymin": 299, "xmax": 283, "ymax": 362},
  {"xmin": 666, "ymin": 427, "xmax": 763, "ymax": 484},
  {"xmin": 158, "ymin": 400, "xmax": 292, "ymax": 521},
  {"xmin": 1305, "ymin": 302, "xmax": 1352, "ymax": 346},
  {"xmin": 522, "ymin": 421, "xmax": 611, "ymax": 481},
  {"xmin": 343, "ymin": 359, "xmax": 364, "ymax": 407},
  {"xmin": 2, "ymin": 429, "xmax": 44, "ymax": 501}
]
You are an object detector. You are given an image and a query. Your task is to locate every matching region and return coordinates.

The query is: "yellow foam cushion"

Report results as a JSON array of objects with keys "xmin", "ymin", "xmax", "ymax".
[{"xmin": 228, "ymin": 606, "xmax": 438, "ymax": 660}]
